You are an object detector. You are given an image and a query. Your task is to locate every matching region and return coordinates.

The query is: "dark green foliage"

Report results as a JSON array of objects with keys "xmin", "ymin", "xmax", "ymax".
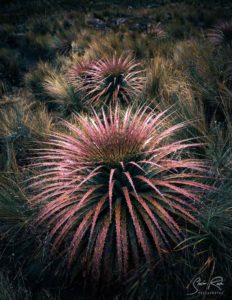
[
  {"xmin": 25, "ymin": 63, "xmax": 55, "ymax": 101},
  {"xmin": 0, "ymin": 271, "xmax": 32, "ymax": 300},
  {"xmin": 0, "ymin": 48, "xmax": 26, "ymax": 86}
]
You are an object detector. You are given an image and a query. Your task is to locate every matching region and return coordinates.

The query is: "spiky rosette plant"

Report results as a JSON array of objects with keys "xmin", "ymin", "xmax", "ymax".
[
  {"xmin": 147, "ymin": 23, "xmax": 167, "ymax": 40},
  {"xmin": 29, "ymin": 107, "xmax": 212, "ymax": 280},
  {"xmin": 68, "ymin": 55, "xmax": 146, "ymax": 107},
  {"xmin": 208, "ymin": 22, "xmax": 232, "ymax": 48}
]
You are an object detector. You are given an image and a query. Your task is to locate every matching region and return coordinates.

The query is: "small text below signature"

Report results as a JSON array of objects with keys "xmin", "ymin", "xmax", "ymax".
[{"xmin": 187, "ymin": 276, "xmax": 224, "ymax": 296}]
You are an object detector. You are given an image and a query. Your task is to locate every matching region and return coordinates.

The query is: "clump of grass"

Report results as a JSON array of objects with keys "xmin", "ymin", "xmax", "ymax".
[
  {"xmin": 84, "ymin": 31, "xmax": 167, "ymax": 61},
  {"xmin": 0, "ymin": 174, "xmax": 64, "ymax": 300},
  {"xmin": 84, "ymin": 32, "xmax": 124, "ymax": 60},
  {"xmin": 26, "ymin": 60, "xmax": 81, "ymax": 114},
  {"xmin": 42, "ymin": 71, "xmax": 80, "ymax": 109},
  {"xmin": 172, "ymin": 39, "xmax": 227, "ymax": 123},
  {"xmin": 0, "ymin": 96, "xmax": 53, "ymax": 171},
  {"xmin": 204, "ymin": 118, "xmax": 232, "ymax": 178},
  {"xmin": 25, "ymin": 62, "xmax": 55, "ymax": 101},
  {"xmin": 124, "ymin": 179, "xmax": 232, "ymax": 300},
  {"xmin": 175, "ymin": 181, "xmax": 232, "ymax": 293},
  {"xmin": 145, "ymin": 55, "xmax": 173, "ymax": 99}
]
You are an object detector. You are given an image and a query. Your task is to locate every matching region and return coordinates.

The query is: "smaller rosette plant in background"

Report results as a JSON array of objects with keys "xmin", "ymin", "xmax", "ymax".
[
  {"xmin": 28, "ymin": 106, "xmax": 212, "ymax": 282},
  {"xmin": 208, "ymin": 21, "xmax": 232, "ymax": 48},
  {"xmin": 67, "ymin": 55, "xmax": 146, "ymax": 107},
  {"xmin": 147, "ymin": 23, "xmax": 167, "ymax": 40}
]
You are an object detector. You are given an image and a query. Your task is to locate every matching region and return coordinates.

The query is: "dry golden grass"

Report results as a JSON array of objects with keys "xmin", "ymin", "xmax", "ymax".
[{"xmin": 0, "ymin": 94, "xmax": 54, "ymax": 171}]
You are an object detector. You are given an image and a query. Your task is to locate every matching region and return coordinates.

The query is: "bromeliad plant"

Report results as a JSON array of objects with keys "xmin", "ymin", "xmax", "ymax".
[
  {"xmin": 29, "ymin": 106, "xmax": 212, "ymax": 280},
  {"xmin": 147, "ymin": 23, "xmax": 167, "ymax": 40},
  {"xmin": 67, "ymin": 55, "xmax": 146, "ymax": 107},
  {"xmin": 208, "ymin": 21, "xmax": 232, "ymax": 48}
]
